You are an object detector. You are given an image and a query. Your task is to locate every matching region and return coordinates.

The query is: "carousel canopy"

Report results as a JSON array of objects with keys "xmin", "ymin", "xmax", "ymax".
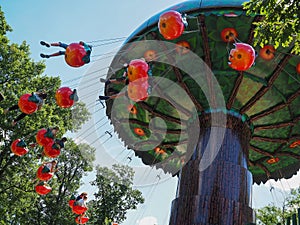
[{"xmin": 102, "ymin": 0, "xmax": 300, "ymax": 184}]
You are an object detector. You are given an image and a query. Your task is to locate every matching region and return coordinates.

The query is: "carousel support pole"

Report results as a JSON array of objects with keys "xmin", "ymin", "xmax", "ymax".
[{"xmin": 169, "ymin": 114, "xmax": 254, "ymax": 225}]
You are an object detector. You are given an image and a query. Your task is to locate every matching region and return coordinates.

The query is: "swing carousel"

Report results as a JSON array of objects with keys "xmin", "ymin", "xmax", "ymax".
[{"xmin": 99, "ymin": 0, "xmax": 300, "ymax": 224}]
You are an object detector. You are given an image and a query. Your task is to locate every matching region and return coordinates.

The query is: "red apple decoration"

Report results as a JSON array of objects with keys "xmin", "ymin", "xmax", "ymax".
[
  {"xmin": 228, "ymin": 43, "xmax": 256, "ymax": 71},
  {"xmin": 18, "ymin": 93, "xmax": 39, "ymax": 114},
  {"xmin": 65, "ymin": 43, "xmax": 86, "ymax": 67},
  {"xmin": 133, "ymin": 127, "xmax": 146, "ymax": 137},
  {"xmin": 176, "ymin": 40, "xmax": 191, "ymax": 55},
  {"xmin": 290, "ymin": 140, "xmax": 300, "ymax": 148},
  {"xmin": 154, "ymin": 147, "xmax": 167, "ymax": 155},
  {"xmin": 266, "ymin": 157, "xmax": 279, "ymax": 164},
  {"xmin": 35, "ymin": 183, "xmax": 52, "ymax": 195},
  {"xmin": 36, "ymin": 165, "xmax": 54, "ymax": 181},
  {"xmin": 43, "ymin": 141, "xmax": 61, "ymax": 158},
  {"xmin": 36, "ymin": 128, "xmax": 54, "ymax": 147},
  {"xmin": 221, "ymin": 27, "xmax": 238, "ymax": 43},
  {"xmin": 127, "ymin": 104, "xmax": 138, "ymax": 114},
  {"xmin": 144, "ymin": 50, "xmax": 157, "ymax": 62},
  {"xmin": 296, "ymin": 62, "xmax": 300, "ymax": 74},
  {"xmin": 55, "ymin": 87, "xmax": 76, "ymax": 108},
  {"xmin": 259, "ymin": 45, "xmax": 275, "ymax": 61},
  {"xmin": 127, "ymin": 59, "xmax": 149, "ymax": 82},
  {"xmin": 127, "ymin": 80, "xmax": 149, "ymax": 102},
  {"xmin": 11, "ymin": 139, "xmax": 28, "ymax": 156},
  {"xmin": 75, "ymin": 216, "xmax": 89, "ymax": 224},
  {"xmin": 72, "ymin": 205, "xmax": 88, "ymax": 215},
  {"xmin": 158, "ymin": 10, "xmax": 185, "ymax": 40}
]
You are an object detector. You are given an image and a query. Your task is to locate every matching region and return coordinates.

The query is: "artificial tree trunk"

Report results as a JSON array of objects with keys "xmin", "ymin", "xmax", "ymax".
[{"xmin": 169, "ymin": 114, "xmax": 254, "ymax": 225}]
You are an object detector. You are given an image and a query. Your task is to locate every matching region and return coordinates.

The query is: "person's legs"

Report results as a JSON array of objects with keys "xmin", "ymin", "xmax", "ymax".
[
  {"xmin": 99, "ymin": 96, "xmax": 110, "ymax": 100},
  {"xmin": 4, "ymin": 104, "xmax": 19, "ymax": 114},
  {"xmin": 49, "ymin": 51, "xmax": 66, "ymax": 57},
  {"xmin": 40, "ymin": 41, "xmax": 68, "ymax": 58},
  {"xmin": 40, "ymin": 51, "xmax": 65, "ymax": 58},
  {"xmin": 100, "ymin": 77, "xmax": 126, "ymax": 85},
  {"xmin": 40, "ymin": 41, "xmax": 50, "ymax": 47},
  {"xmin": 40, "ymin": 41, "xmax": 68, "ymax": 49},
  {"xmin": 9, "ymin": 105, "xmax": 19, "ymax": 111},
  {"xmin": 12, "ymin": 113, "xmax": 27, "ymax": 125},
  {"xmin": 99, "ymin": 92, "xmax": 126, "ymax": 101},
  {"xmin": 40, "ymin": 53, "xmax": 50, "ymax": 58},
  {"xmin": 50, "ymin": 42, "xmax": 68, "ymax": 49}
]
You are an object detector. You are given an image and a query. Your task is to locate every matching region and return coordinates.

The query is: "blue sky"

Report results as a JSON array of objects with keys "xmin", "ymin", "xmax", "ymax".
[{"xmin": 2, "ymin": 0, "xmax": 300, "ymax": 224}]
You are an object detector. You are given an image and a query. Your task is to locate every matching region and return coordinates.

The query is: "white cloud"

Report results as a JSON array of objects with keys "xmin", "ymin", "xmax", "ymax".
[{"xmin": 137, "ymin": 216, "xmax": 158, "ymax": 225}]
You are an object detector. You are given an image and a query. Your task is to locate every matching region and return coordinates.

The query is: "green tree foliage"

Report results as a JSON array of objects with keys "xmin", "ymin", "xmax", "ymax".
[
  {"xmin": 2, "ymin": 141, "xmax": 95, "ymax": 225},
  {"xmin": 256, "ymin": 204, "xmax": 283, "ymax": 225},
  {"xmin": 0, "ymin": 6, "xmax": 93, "ymax": 225},
  {"xmin": 255, "ymin": 186, "xmax": 300, "ymax": 225},
  {"xmin": 87, "ymin": 164, "xmax": 144, "ymax": 225},
  {"xmin": 243, "ymin": 0, "xmax": 300, "ymax": 53},
  {"xmin": 27, "ymin": 141, "xmax": 95, "ymax": 225},
  {"xmin": 0, "ymin": 8, "xmax": 12, "ymax": 36}
]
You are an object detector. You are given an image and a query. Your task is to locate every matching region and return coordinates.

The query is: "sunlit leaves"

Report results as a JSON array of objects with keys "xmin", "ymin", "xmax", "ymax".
[
  {"xmin": 87, "ymin": 164, "xmax": 144, "ymax": 225},
  {"xmin": 244, "ymin": 0, "xmax": 300, "ymax": 54}
]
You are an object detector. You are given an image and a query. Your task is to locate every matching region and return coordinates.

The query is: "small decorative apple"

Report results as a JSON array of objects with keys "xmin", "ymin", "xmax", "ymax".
[
  {"xmin": 296, "ymin": 62, "xmax": 300, "ymax": 74},
  {"xmin": 18, "ymin": 93, "xmax": 39, "ymax": 114},
  {"xmin": 133, "ymin": 127, "xmax": 146, "ymax": 137},
  {"xmin": 266, "ymin": 157, "xmax": 279, "ymax": 164},
  {"xmin": 127, "ymin": 80, "xmax": 149, "ymax": 102},
  {"xmin": 127, "ymin": 104, "xmax": 138, "ymax": 114},
  {"xmin": 228, "ymin": 43, "xmax": 256, "ymax": 71},
  {"xmin": 176, "ymin": 40, "xmax": 191, "ymax": 55},
  {"xmin": 158, "ymin": 10, "xmax": 185, "ymax": 40},
  {"xmin": 127, "ymin": 59, "xmax": 149, "ymax": 82},
  {"xmin": 11, "ymin": 139, "xmax": 28, "ymax": 156},
  {"xmin": 221, "ymin": 27, "xmax": 238, "ymax": 43},
  {"xmin": 289, "ymin": 140, "xmax": 300, "ymax": 148},
  {"xmin": 55, "ymin": 87, "xmax": 78, "ymax": 108},
  {"xmin": 154, "ymin": 147, "xmax": 166, "ymax": 155},
  {"xmin": 144, "ymin": 50, "xmax": 157, "ymax": 62},
  {"xmin": 259, "ymin": 45, "xmax": 275, "ymax": 61}
]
